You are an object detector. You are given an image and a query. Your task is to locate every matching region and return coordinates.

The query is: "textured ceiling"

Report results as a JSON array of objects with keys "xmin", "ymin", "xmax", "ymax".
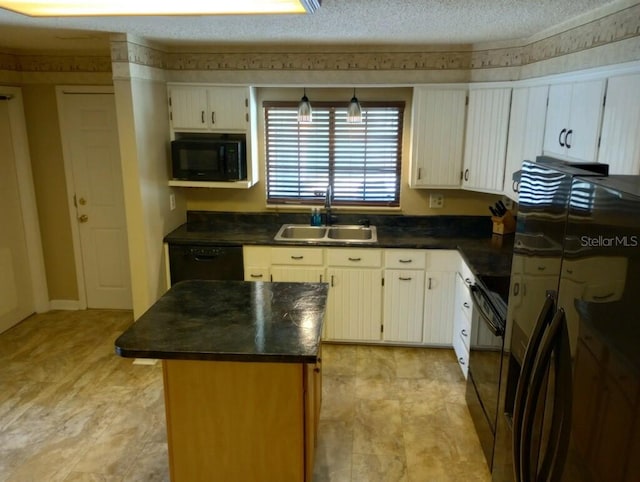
[{"xmin": 0, "ymin": 0, "xmax": 626, "ymax": 53}]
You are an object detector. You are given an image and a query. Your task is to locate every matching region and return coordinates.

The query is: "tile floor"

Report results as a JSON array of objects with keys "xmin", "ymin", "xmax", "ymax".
[{"xmin": 0, "ymin": 310, "xmax": 491, "ymax": 482}]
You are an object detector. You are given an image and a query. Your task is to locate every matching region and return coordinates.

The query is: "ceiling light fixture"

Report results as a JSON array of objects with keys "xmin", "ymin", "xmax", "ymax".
[
  {"xmin": 297, "ymin": 88, "xmax": 312, "ymax": 123},
  {"xmin": 0, "ymin": 0, "xmax": 321, "ymax": 16},
  {"xmin": 347, "ymin": 88, "xmax": 362, "ymax": 124}
]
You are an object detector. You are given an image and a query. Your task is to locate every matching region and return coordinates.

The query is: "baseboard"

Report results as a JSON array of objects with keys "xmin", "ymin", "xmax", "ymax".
[{"xmin": 49, "ymin": 299, "xmax": 82, "ymax": 311}]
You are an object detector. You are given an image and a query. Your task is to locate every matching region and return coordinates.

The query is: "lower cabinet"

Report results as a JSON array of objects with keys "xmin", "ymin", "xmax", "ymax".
[
  {"xmin": 452, "ymin": 268, "xmax": 475, "ymax": 378},
  {"xmin": 326, "ymin": 248, "xmax": 383, "ymax": 342},
  {"xmin": 242, "ymin": 245, "xmax": 465, "ymax": 348},
  {"xmin": 270, "ymin": 247, "xmax": 325, "ymax": 282}
]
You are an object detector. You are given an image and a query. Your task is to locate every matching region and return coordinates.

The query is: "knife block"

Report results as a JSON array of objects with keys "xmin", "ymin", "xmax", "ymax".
[{"xmin": 491, "ymin": 211, "xmax": 515, "ymax": 235}]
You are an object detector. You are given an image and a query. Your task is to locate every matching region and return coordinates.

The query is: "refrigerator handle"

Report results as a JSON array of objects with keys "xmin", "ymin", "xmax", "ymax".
[
  {"xmin": 519, "ymin": 309, "xmax": 569, "ymax": 482},
  {"xmin": 538, "ymin": 309, "xmax": 573, "ymax": 482},
  {"xmin": 512, "ymin": 296, "xmax": 555, "ymax": 482}
]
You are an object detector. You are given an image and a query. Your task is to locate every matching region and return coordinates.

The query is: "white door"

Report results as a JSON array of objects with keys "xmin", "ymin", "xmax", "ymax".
[
  {"xmin": 59, "ymin": 93, "xmax": 132, "ymax": 309},
  {"xmin": 0, "ymin": 100, "xmax": 35, "ymax": 332}
]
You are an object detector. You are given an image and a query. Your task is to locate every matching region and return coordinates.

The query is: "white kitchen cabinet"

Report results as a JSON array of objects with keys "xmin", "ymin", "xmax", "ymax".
[
  {"xmin": 168, "ymin": 85, "xmax": 250, "ymax": 132},
  {"xmin": 243, "ymin": 245, "xmax": 271, "ymax": 282},
  {"xmin": 452, "ymin": 272, "xmax": 473, "ymax": 379},
  {"xmin": 462, "ymin": 87, "xmax": 512, "ymax": 194},
  {"xmin": 503, "ymin": 85, "xmax": 549, "ymax": 200},
  {"xmin": 383, "ymin": 250, "xmax": 426, "ymax": 343},
  {"xmin": 271, "ymin": 247, "xmax": 324, "ymax": 283},
  {"xmin": 422, "ymin": 250, "xmax": 459, "ymax": 345},
  {"xmin": 598, "ymin": 73, "xmax": 640, "ymax": 174},
  {"xmin": 325, "ymin": 249, "xmax": 383, "ymax": 342},
  {"xmin": 409, "ymin": 87, "xmax": 467, "ymax": 188},
  {"xmin": 543, "ymin": 79, "xmax": 606, "ymax": 163}
]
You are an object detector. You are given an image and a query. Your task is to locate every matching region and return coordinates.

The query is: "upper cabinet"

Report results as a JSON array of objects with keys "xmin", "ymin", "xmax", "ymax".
[
  {"xmin": 503, "ymin": 85, "xmax": 549, "ymax": 201},
  {"xmin": 598, "ymin": 73, "xmax": 640, "ymax": 174},
  {"xmin": 462, "ymin": 87, "xmax": 512, "ymax": 194},
  {"xmin": 542, "ymin": 79, "xmax": 606, "ymax": 163},
  {"xmin": 168, "ymin": 85, "xmax": 250, "ymax": 132},
  {"xmin": 409, "ymin": 87, "xmax": 467, "ymax": 188}
]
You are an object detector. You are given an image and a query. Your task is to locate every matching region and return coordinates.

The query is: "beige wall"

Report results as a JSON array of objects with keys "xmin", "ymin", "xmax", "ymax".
[
  {"xmin": 186, "ymin": 86, "xmax": 501, "ymax": 215},
  {"xmin": 114, "ymin": 74, "xmax": 186, "ymax": 318},
  {"xmin": 21, "ymin": 84, "xmax": 78, "ymax": 301}
]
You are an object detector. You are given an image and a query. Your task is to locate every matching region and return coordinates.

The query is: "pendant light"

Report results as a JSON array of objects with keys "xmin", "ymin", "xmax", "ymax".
[
  {"xmin": 347, "ymin": 88, "xmax": 362, "ymax": 123},
  {"xmin": 297, "ymin": 88, "xmax": 312, "ymax": 123}
]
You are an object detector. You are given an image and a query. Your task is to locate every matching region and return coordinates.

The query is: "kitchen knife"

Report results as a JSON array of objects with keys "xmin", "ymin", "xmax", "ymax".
[
  {"xmin": 489, "ymin": 205, "xmax": 499, "ymax": 217},
  {"xmin": 497, "ymin": 200, "xmax": 508, "ymax": 214}
]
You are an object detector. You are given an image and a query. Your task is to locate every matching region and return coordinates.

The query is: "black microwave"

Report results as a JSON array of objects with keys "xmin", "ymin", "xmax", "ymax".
[{"xmin": 171, "ymin": 138, "xmax": 247, "ymax": 181}]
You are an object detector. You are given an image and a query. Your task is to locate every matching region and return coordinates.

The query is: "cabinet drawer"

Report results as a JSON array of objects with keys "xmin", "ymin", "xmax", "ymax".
[
  {"xmin": 453, "ymin": 333, "xmax": 469, "ymax": 379},
  {"xmin": 327, "ymin": 249, "xmax": 382, "ymax": 268},
  {"xmin": 244, "ymin": 266, "xmax": 269, "ymax": 282},
  {"xmin": 384, "ymin": 249, "xmax": 426, "ymax": 269},
  {"xmin": 271, "ymin": 247, "xmax": 324, "ymax": 266}
]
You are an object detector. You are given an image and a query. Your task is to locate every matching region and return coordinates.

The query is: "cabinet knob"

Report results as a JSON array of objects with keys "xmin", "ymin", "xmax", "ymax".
[
  {"xmin": 566, "ymin": 129, "xmax": 573, "ymax": 149},
  {"xmin": 78, "ymin": 214, "xmax": 88, "ymax": 223},
  {"xmin": 559, "ymin": 128, "xmax": 566, "ymax": 147}
]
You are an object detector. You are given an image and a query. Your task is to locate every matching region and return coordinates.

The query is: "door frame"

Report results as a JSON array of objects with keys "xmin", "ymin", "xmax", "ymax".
[
  {"xmin": 0, "ymin": 86, "xmax": 49, "ymax": 313},
  {"xmin": 56, "ymin": 85, "xmax": 128, "ymax": 310}
]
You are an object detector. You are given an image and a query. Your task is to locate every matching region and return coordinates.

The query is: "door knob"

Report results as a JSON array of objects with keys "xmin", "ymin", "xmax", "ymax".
[{"xmin": 78, "ymin": 214, "xmax": 88, "ymax": 223}]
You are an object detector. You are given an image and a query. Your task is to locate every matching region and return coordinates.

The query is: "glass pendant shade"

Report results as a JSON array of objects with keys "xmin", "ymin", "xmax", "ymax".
[
  {"xmin": 347, "ymin": 88, "xmax": 362, "ymax": 123},
  {"xmin": 298, "ymin": 89, "xmax": 312, "ymax": 123}
]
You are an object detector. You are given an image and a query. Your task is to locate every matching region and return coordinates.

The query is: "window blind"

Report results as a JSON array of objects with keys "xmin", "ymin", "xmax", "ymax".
[{"xmin": 264, "ymin": 101, "xmax": 404, "ymax": 207}]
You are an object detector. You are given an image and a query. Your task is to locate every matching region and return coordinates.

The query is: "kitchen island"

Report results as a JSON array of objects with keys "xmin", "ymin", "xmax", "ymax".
[{"xmin": 115, "ymin": 280, "xmax": 328, "ymax": 482}]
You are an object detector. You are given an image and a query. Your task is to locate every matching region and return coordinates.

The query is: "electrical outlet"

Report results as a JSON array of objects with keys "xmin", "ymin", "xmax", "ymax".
[
  {"xmin": 429, "ymin": 193, "xmax": 444, "ymax": 208},
  {"xmin": 169, "ymin": 193, "xmax": 176, "ymax": 211}
]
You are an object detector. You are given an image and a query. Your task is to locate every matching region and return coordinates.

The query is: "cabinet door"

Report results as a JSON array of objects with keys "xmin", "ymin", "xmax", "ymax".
[
  {"xmin": 383, "ymin": 269, "xmax": 425, "ymax": 343},
  {"xmin": 325, "ymin": 268, "xmax": 382, "ymax": 342},
  {"xmin": 462, "ymin": 88, "xmax": 512, "ymax": 193},
  {"xmin": 598, "ymin": 73, "xmax": 640, "ymax": 174},
  {"xmin": 566, "ymin": 80, "xmax": 606, "ymax": 162},
  {"xmin": 504, "ymin": 85, "xmax": 549, "ymax": 200},
  {"xmin": 271, "ymin": 266, "xmax": 324, "ymax": 283},
  {"xmin": 410, "ymin": 87, "xmax": 467, "ymax": 188},
  {"xmin": 543, "ymin": 83, "xmax": 573, "ymax": 158},
  {"xmin": 207, "ymin": 87, "xmax": 249, "ymax": 132},
  {"xmin": 169, "ymin": 86, "xmax": 209, "ymax": 130},
  {"xmin": 423, "ymin": 271, "xmax": 456, "ymax": 345},
  {"xmin": 543, "ymin": 80, "xmax": 605, "ymax": 162}
]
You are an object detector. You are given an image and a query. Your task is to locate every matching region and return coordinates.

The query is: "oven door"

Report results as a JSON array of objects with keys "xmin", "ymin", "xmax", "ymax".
[{"xmin": 466, "ymin": 283, "xmax": 506, "ymax": 470}]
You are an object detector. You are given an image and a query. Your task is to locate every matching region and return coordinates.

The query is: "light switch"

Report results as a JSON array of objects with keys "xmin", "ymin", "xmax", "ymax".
[{"xmin": 169, "ymin": 193, "xmax": 176, "ymax": 211}]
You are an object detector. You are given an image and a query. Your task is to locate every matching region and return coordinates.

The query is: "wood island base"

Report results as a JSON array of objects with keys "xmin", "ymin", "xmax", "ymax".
[{"xmin": 162, "ymin": 358, "xmax": 321, "ymax": 482}]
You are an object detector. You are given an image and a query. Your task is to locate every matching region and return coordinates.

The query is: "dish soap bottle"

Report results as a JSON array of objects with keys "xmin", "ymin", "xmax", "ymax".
[{"xmin": 311, "ymin": 208, "xmax": 322, "ymax": 226}]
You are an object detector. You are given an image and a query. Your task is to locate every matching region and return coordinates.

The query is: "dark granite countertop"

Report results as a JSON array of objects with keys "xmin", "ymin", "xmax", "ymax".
[
  {"xmin": 115, "ymin": 280, "xmax": 328, "ymax": 363},
  {"xmin": 164, "ymin": 212, "xmax": 514, "ymax": 278}
]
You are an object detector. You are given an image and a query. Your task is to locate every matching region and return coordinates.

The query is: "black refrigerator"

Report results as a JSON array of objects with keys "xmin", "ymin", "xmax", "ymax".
[{"xmin": 492, "ymin": 158, "xmax": 640, "ymax": 482}]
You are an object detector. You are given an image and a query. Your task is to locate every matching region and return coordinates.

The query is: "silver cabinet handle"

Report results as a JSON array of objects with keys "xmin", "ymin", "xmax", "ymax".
[
  {"xmin": 399, "ymin": 259, "xmax": 412, "ymax": 263},
  {"xmin": 417, "ymin": 167, "xmax": 422, "ymax": 180},
  {"xmin": 399, "ymin": 277, "xmax": 412, "ymax": 281},
  {"xmin": 463, "ymin": 302, "xmax": 470, "ymax": 309},
  {"xmin": 201, "ymin": 110, "xmax": 205, "ymax": 123},
  {"xmin": 428, "ymin": 277, "xmax": 432, "ymax": 290},
  {"xmin": 461, "ymin": 329, "xmax": 468, "ymax": 337},
  {"xmin": 250, "ymin": 274, "xmax": 263, "ymax": 279},
  {"xmin": 211, "ymin": 111, "xmax": 216, "ymax": 124},
  {"xmin": 291, "ymin": 255, "xmax": 304, "ymax": 260},
  {"xmin": 348, "ymin": 257, "xmax": 362, "ymax": 262},
  {"xmin": 458, "ymin": 357, "xmax": 466, "ymax": 365}
]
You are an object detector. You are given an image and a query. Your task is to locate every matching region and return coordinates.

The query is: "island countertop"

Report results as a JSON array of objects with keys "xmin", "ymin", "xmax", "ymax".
[{"xmin": 114, "ymin": 280, "xmax": 328, "ymax": 364}]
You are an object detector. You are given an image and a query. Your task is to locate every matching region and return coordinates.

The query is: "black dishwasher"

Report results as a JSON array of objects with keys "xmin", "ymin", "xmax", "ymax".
[{"xmin": 168, "ymin": 245, "xmax": 244, "ymax": 285}]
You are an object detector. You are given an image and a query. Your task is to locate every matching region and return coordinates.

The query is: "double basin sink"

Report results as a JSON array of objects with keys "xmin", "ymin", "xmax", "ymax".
[{"xmin": 274, "ymin": 224, "xmax": 377, "ymax": 244}]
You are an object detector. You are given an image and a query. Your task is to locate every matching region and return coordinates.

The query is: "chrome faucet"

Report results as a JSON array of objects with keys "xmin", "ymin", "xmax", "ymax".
[{"xmin": 324, "ymin": 185, "xmax": 333, "ymax": 226}]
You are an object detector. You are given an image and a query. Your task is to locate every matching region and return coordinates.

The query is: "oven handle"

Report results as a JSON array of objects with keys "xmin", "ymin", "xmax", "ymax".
[{"xmin": 469, "ymin": 286, "xmax": 504, "ymax": 337}]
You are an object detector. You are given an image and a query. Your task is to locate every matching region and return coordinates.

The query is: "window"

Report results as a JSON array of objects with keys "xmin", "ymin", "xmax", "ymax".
[{"xmin": 264, "ymin": 101, "xmax": 404, "ymax": 207}]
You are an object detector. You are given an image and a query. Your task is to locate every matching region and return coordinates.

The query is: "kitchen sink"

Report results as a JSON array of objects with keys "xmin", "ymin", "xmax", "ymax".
[
  {"xmin": 274, "ymin": 224, "xmax": 377, "ymax": 244},
  {"xmin": 277, "ymin": 225, "xmax": 327, "ymax": 239}
]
